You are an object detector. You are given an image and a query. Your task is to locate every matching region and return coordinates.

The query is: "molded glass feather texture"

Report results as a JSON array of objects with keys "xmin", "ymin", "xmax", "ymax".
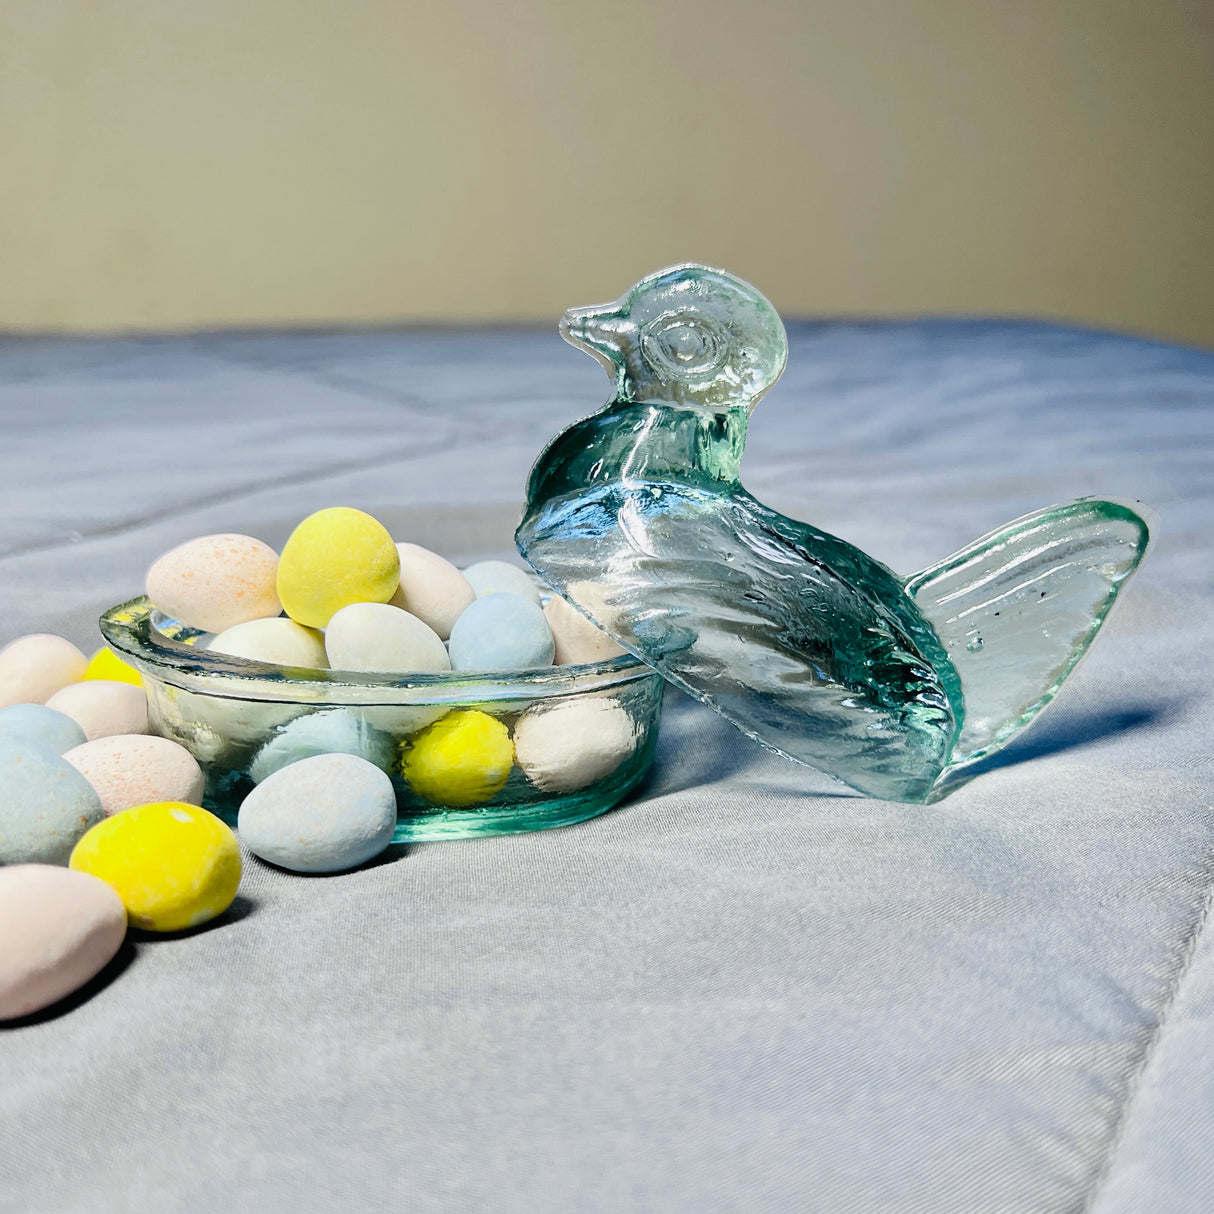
[{"xmin": 516, "ymin": 264, "xmax": 1152, "ymax": 803}]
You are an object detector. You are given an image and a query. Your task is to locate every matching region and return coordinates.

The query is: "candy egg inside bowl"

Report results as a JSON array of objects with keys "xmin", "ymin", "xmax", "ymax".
[{"xmin": 98, "ymin": 596, "xmax": 663, "ymax": 842}]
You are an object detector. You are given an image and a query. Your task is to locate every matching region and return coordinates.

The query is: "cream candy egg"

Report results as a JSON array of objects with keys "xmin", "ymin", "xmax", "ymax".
[
  {"xmin": 544, "ymin": 592, "xmax": 628, "ymax": 666},
  {"xmin": 389, "ymin": 543, "xmax": 476, "ymax": 640},
  {"xmin": 512, "ymin": 697, "xmax": 639, "ymax": 793},
  {"xmin": 146, "ymin": 533, "xmax": 281, "ymax": 633},
  {"xmin": 325, "ymin": 602, "xmax": 450, "ymax": 674},
  {"xmin": 208, "ymin": 618, "xmax": 328, "ymax": 669},
  {"xmin": 0, "ymin": 635, "xmax": 88, "ymax": 709},
  {"xmin": 45, "ymin": 680, "xmax": 148, "ymax": 741},
  {"xmin": 0, "ymin": 865, "xmax": 128, "ymax": 1020},
  {"xmin": 64, "ymin": 734, "xmax": 205, "ymax": 818}
]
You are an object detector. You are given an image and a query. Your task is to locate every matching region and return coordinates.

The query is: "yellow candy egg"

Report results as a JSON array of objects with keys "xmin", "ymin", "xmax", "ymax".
[
  {"xmin": 84, "ymin": 646, "xmax": 142, "ymax": 687},
  {"xmin": 402, "ymin": 710, "xmax": 513, "ymax": 806},
  {"xmin": 277, "ymin": 507, "xmax": 400, "ymax": 629},
  {"xmin": 69, "ymin": 802, "xmax": 241, "ymax": 932}
]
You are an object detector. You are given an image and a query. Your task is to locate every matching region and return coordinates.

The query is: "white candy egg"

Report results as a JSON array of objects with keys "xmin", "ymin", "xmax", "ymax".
[
  {"xmin": 325, "ymin": 602, "xmax": 450, "ymax": 674},
  {"xmin": 146, "ymin": 533, "xmax": 281, "ymax": 633},
  {"xmin": 512, "ymin": 697, "xmax": 638, "ymax": 793},
  {"xmin": 0, "ymin": 635, "xmax": 88, "ymax": 708},
  {"xmin": 208, "ymin": 618, "xmax": 328, "ymax": 669}
]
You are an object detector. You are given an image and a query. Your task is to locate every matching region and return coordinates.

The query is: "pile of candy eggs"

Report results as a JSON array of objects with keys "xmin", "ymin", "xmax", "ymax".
[{"xmin": 0, "ymin": 506, "xmax": 645, "ymax": 1019}]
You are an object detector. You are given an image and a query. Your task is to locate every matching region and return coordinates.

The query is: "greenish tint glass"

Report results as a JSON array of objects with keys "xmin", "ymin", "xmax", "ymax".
[
  {"xmin": 99, "ymin": 598, "xmax": 663, "ymax": 841},
  {"xmin": 516, "ymin": 263, "xmax": 1152, "ymax": 802}
]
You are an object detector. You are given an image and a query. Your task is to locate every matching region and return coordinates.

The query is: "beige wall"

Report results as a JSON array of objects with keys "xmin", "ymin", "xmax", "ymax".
[{"xmin": 1, "ymin": 1, "xmax": 1212, "ymax": 346}]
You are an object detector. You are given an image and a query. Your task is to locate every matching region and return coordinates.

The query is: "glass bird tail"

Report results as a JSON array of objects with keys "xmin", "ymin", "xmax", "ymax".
[{"xmin": 906, "ymin": 498, "xmax": 1154, "ymax": 770}]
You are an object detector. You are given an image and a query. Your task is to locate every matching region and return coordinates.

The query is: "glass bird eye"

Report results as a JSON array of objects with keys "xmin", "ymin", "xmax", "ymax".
[{"xmin": 641, "ymin": 315, "xmax": 726, "ymax": 379}]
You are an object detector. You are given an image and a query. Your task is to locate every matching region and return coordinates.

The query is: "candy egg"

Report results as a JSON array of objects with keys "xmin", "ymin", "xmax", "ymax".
[
  {"xmin": 448, "ymin": 594, "xmax": 554, "ymax": 671},
  {"xmin": 248, "ymin": 709, "xmax": 392, "ymax": 784},
  {"xmin": 276, "ymin": 507, "xmax": 399, "ymax": 628},
  {"xmin": 238, "ymin": 753, "xmax": 397, "ymax": 873},
  {"xmin": 64, "ymin": 735, "xmax": 205, "ymax": 818},
  {"xmin": 512, "ymin": 698, "xmax": 639, "ymax": 794},
  {"xmin": 0, "ymin": 703, "xmax": 87, "ymax": 756},
  {"xmin": 45, "ymin": 680, "xmax": 148, "ymax": 742},
  {"xmin": 325, "ymin": 602, "xmax": 450, "ymax": 674},
  {"xmin": 146, "ymin": 533, "xmax": 282, "ymax": 633},
  {"xmin": 0, "ymin": 865, "xmax": 127, "ymax": 1020},
  {"xmin": 0, "ymin": 736, "xmax": 106, "ymax": 865},
  {"xmin": 461, "ymin": 560, "xmax": 543, "ymax": 606},
  {"xmin": 83, "ymin": 647, "xmax": 142, "ymax": 687},
  {"xmin": 208, "ymin": 618, "xmax": 328, "ymax": 668},
  {"xmin": 389, "ymin": 543, "xmax": 476, "ymax": 640},
  {"xmin": 543, "ymin": 593, "xmax": 628, "ymax": 666},
  {"xmin": 401, "ymin": 709, "xmax": 514, "ymax": 806},
  {"xmin": 0, "ymin": 634, "xmax": 88, "ymax": 709},
  {"xmin": 70, "ymin": 802, "xmax": 241, "ymax": 932}
]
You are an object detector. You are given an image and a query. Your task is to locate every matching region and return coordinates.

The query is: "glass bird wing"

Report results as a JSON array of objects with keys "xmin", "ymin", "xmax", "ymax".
[{"xmin": 519, "ymin": 471, "xmax": 962, "ymax": 803}]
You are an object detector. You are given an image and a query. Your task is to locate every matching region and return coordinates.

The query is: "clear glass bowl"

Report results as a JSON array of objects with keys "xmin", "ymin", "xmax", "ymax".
[{"xmin": 99, "ymin": 597, "xmax": 663, "ymax": 842}]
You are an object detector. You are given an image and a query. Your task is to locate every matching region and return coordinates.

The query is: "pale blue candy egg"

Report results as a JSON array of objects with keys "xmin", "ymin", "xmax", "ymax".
[
  {"xmin": 461, "ymin": 560, "xmax": 542, "ymax": 606},
  {"xmin": 237, "ymin": 753, "xmax": 397, "ymax": 873},
  {"xmin": 0, "ymin": 736, "xmax": 105, "ymax": 865},
  {"xmin": 0, "ymin": 704, "xmax": 87, "ymax": 756},
  {"xmin": 248, "ymin": 709, "xmax": 392, "ymax": 785},
  {"xmin": 448, "ymin": 594, "xmax": 555, "ymax": 671}
]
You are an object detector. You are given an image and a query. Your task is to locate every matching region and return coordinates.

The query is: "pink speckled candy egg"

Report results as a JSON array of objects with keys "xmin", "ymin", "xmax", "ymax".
[
  {"xmin": 45, "ymin": 680, "xmax": 148, "ymax": 742},
  {"xmin": 64, "ymin": 734, "xmax": 204, "ymax": 817},
  {"xmin": 0, "ymin": 635, "xmax": 88, "ymax": 709},
  {"xmin": 145, "ymin": 533, "xmax": 281, "ymax": 633},
  {"xmin": 0, "ymin": 864, "xmax": 127, "ymax": 1020}
]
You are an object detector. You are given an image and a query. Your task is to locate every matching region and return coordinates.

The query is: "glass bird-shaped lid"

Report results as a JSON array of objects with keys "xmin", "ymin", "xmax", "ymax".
[{"xmin": 516, "ymin": 264, "xmax": 1152, "ymax": 803}]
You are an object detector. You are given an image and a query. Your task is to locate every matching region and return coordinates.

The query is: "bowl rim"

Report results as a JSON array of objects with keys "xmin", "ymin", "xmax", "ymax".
[{"xmin": 100, "ymin": 596, "xmax": 656, "ymax": 705}]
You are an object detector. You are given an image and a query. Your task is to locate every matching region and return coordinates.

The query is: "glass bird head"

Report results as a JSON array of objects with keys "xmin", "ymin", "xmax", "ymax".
[{"xmin": 559, "ymin": 264, "xmax": 789, "ymax": 412}]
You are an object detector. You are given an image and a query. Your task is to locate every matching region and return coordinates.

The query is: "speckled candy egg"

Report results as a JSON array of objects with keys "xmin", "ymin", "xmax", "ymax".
[
  {"xmin": 0, "ymin": 703, "xmax": 87, "ymax": 756},
  {"xmin": 389, "ymin": 543, "xmax": 477, "ymax": 640},
  {"xmin": 543, "ymin": 593, "xmax": 628, "ymax": 666},
  {"xmin": 238, "ymin": 753, "xmax": 397, "ymax": 873},
  {"xmin": 45, "ymin": 680, "xmax": 148, "ymax": 742},
  {"xmin": 208, "ymin": 618, "xmax": 328, "ymax": 669},
  {"xmin": 145, "ymin": 533, "xmax": 282, "ymax": 633},
  {"xmin": 512, "ymin": 698, "xmax": 639, "ymax": 793},
  {"xmin": 70, "ymin": 802, "xmax": 241, "ymax": 932},
  {"xmin": 448, "ymin": 594, "xmax": 554, "ymax": 671},
  {"xmin": 0, "ymin": 865, "xmax": 127, "ymax": 1020},
  {"xmin": 325, "ymin": 602, "xmax": 450, "ymax": 674},
  {"xmin": 0, "ymin": 736, "xmax": 106, "ymax": 865},
  {"xmin": 64, "ymin": 734, "xmax": 205, "ymax": 818},
  {"xmin": 276, "ymin": 507, "xmax": 399, "ymax": 629},
  {"xmin": 461, "ymin": 560, "xmax": 543, "ymax": 606},
  {"xmin": 0, "ymin": 635, "xmax": 88, "ymax": 709}
]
